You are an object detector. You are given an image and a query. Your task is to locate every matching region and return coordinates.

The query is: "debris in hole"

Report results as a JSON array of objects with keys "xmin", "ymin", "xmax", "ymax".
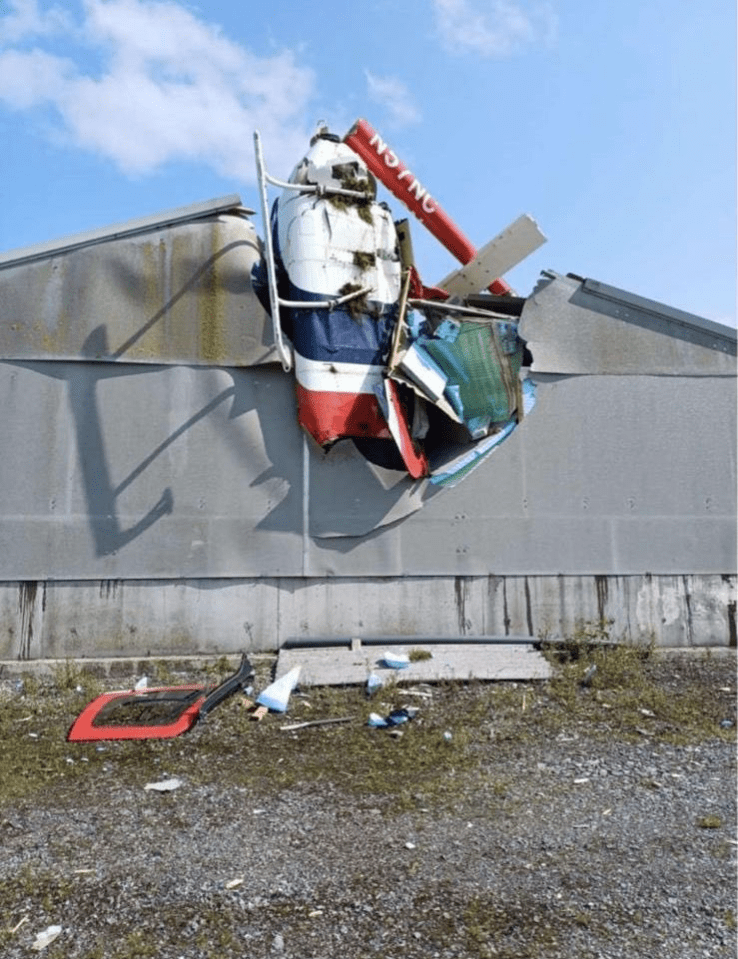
[{"xmin": 253, "ymin": 119, "xmax": 544, "ymax": 487}]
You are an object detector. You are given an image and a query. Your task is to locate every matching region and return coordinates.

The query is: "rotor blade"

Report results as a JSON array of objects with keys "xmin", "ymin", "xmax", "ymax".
[{"xmin": 436, "ymin": 215, "xmax": 546, "ymax": 298}]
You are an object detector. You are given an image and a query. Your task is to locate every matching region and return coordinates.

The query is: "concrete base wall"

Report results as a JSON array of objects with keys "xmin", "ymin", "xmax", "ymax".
[{"xmin": 1, "ymin": 574, "xmax": 735, "ymax": 660}]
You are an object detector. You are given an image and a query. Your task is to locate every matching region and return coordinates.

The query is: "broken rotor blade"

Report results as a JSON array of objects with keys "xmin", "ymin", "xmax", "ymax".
[{"xmin": 436, "ymin": 214, "xmax": 546, "ymax": 298}]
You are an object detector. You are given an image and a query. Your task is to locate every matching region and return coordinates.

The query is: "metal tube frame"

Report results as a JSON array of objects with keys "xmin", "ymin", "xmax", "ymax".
[{"xmin": 254, "ymin": 131, "xmax": 375, "ymax": 372}]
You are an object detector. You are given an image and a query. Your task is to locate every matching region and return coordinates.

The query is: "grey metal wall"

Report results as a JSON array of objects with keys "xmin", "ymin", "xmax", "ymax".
[
  {"xmin": 1, "ymin": 361, "xmax": 733, "ymax": 578},
  {"xmin": 0, "ymin": 199, "xmax": 735, "ymax": 657},
  {"xmin": 1, "ymin": 575, "xmax": 734, "ymax": 660}
]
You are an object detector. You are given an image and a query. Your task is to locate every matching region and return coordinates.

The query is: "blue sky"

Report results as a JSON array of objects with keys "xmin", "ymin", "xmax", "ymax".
[{"xmin": 1, "ymin": 0, "xmax": 735, "ymax": 324}]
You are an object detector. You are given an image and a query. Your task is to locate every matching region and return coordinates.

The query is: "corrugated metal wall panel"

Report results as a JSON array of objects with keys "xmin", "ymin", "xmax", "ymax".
[
  {"xmin": 520, "ymin": 273, "xmax": 736, "ymax": 375},
  {"xmin": 0, "ymin": 362, "xmax": 734, "ymax": 578},
  {"xmin": 0, "ymin": 213, "xmax": 275, "ymax": 367},
  {"xmin": 1, "ymin": 209, "xmax": 736, "ymax": 654}
]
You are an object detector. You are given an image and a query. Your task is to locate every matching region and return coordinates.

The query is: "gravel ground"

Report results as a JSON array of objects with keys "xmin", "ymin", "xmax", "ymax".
[{"xmin": 0, "ymin": 649, "xmax": 735, "ymax": 959}]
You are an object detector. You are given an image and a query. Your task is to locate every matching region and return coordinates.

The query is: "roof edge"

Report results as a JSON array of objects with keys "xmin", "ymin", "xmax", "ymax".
[{"xmin": 0, "ymin": 194, "xmax": 251, "ymax": 272}]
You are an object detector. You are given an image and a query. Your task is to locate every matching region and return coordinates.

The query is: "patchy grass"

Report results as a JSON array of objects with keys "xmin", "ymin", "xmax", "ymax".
[
  {"xmin": 0, "ymin": 643, "xmax": 734, "ymax": 959},
  {"xmin": 407, "ymin": 885, "xmax": 646, "ymax": 959},
  {"xmin": 408, "ymin": 648, "xmax": 433, "ymax": 662},
  {"xmin": 537, "ymin": 638, "xmax": 736, "ymax": 746},
  {"xmin": 0, "ymin": 646, "xmax": 734, "ymax": 815},
  {"xmin": 696, "ymin": 814, "xmax": 723, "ymax": 829}
]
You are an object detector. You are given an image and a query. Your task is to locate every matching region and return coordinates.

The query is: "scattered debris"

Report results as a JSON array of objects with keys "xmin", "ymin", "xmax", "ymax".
[
  {"xmin": 404, "ymin": 686, "xmax": 434, "ymax": 699},
  {"xmin": 134, "ymin": 676, "xmax": 148, "ymax": 690},
  {"xmin": 271, "ymin": 932, "xmax": 285, "ymax": 953},
  {"xmin": 225, "ymin": 878, "xmax": 244, "ymax": 890},
  {"xmin": 382, "ymin": 650, "xmax": 410, "ymax": 670},
  {"xmin": 9, "ymin": 916, "xmax": 28, "ymax": 934},
  {"xmin": 280, "ymin": 717, "xmax": 352, "ymax": 731},
  {"xmin": 67, "ymin": 654, "xmax": 254, "ymax": 742},
  {"xmin": 249, "ymin": 705, "xmax": 269, "ymax": 722},
  {"xmin": 274, "ymin": 639, "xmax": 551, "ymax": 686},
  {"xmin": 257, "ymin": 666, "xmax": 302, "ymax": 713},
  {"xmin": 31, "ymin": 925, "xmax": 62, "ymax": 951},
  {"xmin": 144, "ymin": 778, "xmax": 183, "ymax": 792},
  {"xmin": 581, "ymin": 664, "xmax": 597, "ymax": 687},
  {"xmin": 367, "ymin": 706, "xmax": 419, "ymax": 729}
]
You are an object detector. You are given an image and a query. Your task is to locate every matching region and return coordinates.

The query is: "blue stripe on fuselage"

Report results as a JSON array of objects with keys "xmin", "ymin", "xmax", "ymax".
[{"xmin": 271, "ymin": 201, "xmax": 398, "ymax": 366}]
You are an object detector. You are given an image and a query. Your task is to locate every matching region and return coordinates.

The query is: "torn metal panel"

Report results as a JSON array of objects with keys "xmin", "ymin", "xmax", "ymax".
[
  {"xmin": 0, "ymin": 209, "xmax": 276, "ymax": 367},
  {"xmin": 255, "ymin": 124, "xmax": 533, "ymax": 489},
  {"xmin": 307, "ymin": 428, "xmax": 428, "ymax": 538},
  {"xmin": 306, "ymin": 373, "xmax": 736, "ymax": 575},
  {"xmin": 274, "ymin": 639, "xmax": 552, "ymax": 685},
  {"xmin": 0, "ymin": 364, "xmax": 734, "ymax": 577},
  {"xmin": 520, "ymin": 271, "xmax": 737, "ymax": 375}
]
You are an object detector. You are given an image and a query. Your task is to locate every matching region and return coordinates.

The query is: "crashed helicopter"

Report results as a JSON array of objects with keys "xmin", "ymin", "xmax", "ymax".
[{"xmin": 253, "ymin": 118, "xmax": 546, "ymax": 487}]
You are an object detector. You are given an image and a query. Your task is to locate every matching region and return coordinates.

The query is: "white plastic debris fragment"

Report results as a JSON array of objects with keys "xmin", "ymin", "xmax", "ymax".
[
  {"xmin": 443, "ymin": 731, "xmax": 453, "ymax": 742},
  {"xmin": 225, "ymin": 878, "xmax": 244, "ymax": 889},
  {"xmin": 31, "ymin": 925, "xmax": 62, "ymax": 951},
  {"xmin": 144, "ymin": 778, "xmax": 183, "ymax": 792},
  {"xmin": 382, "ymin": 650, "xmax": 410, "ymax": 669},
  {"xmin": 280, "ymin": 717, "xmax": 352, "ymax": 731},
  {"xmin": 134, "ymin": 676, "xmax": 149, "ymax": 690},
  {"xmin": 271, "ymin": 932, "xmax": 285, "ymax": 953},
  {"xmin": 404, "ymin": 687, "xmax": 434, "ymax": 699},
  {"xmin": 581, "ymin": 664, "xmax": 597, "ymax": 687},
  {"xmin": 405, "ymin": 842, "xmax": 416, "ymax": 850},
  {"xmin": 257, "ymin": 666, "xmax": 301, "ymax": 713},
  {"xmin": 366, "ymin": 673, "xmax": 383, "ymax": 696}
]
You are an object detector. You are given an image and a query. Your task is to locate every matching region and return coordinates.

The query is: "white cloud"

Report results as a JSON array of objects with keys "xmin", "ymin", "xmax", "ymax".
[
  {"xmin": 365, "ymin": 71, "xmax": 421, "ymax": 127},
  {"xmin": 0, "ymin": 0, "xmax": 71, "ymax": 42},
  {"xmin": 432, "ymin": 0, "xmax": 557, "ymax": 58},
  {"xmin": 0, "ymin": 0, "xmax": 316, "ymax": 181}
]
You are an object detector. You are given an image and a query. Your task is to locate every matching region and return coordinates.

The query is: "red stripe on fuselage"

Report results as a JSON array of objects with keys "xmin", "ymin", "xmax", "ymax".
[{"xmin": 296, "ymin": 384, "xmax": 392, "ymax": 447}]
